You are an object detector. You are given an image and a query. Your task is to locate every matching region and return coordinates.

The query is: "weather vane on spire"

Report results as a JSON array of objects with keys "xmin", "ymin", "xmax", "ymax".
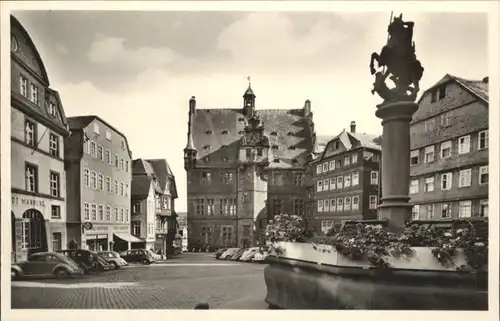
[{"xmin": 247, "ymin": 76, "xmax": 251, "ymax": 85}]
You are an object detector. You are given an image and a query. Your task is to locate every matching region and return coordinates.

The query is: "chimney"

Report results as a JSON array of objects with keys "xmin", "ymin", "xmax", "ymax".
[
  {"xmin": 303, "ymin": 99, "xmax": 311, "ymax": 116},
  {"xmin": 189, "ymin": 96, "xmax": 196, "ymax": 114},
  {"xmin": 350, "ymin": 121, "xmax": 356, "ymax": 133},
  {"xmin": 482, "ymin": 76, "xmax": 489, "ymax": 84}
]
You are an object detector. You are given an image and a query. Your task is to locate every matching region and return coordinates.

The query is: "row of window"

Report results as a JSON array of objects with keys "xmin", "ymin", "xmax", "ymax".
[
  {"xmin": 84, "ymin": 138, "xmax": 129, "ymax": 172},
  {"xmin": 316, "ymin": 171, "xmax": 379, "ymax": 192},
  {"xmin": 411, "ymin": 130, "xmax": 488, "ymax": 165},
  {"xmin": 195, "ymin": 198, "xmax": 237, "ymax": 216},
  {"xmin": 24, "ymin": 119, "xmax": 60, "ymax": 157},
  {"xmin": 83, "ymin": 203, "xmax": 129, "ymax": 222},
  {"xmin": 132, "ymin": 197, "xmax": 170, "ymax": 213},
  {"xmin": 412, "ymin": 199, "xmax": 488, "ymax": 220},
  {"xmin": 410, "ymin": 165, "xmax": 488, "ymax": 194},
  {"xmin": 271, "ymin": 199, "xmax": 305, "ymax": 216},
  {"xmin": 91, "ymin": 122, "xmax": 126, "ymax": 147},
  {"xmin": 132, "ymin": 222, "xmax": 156, "ymax": 236},
  {"xmin": 198, "ymin": 171, "xmax": 305, "ymax": 187},
  {"xmin": 82, "ymin": 168, "xmax": 129, "ymax": 197},
  {"xmin": 316, "ymin": 151, "xmax": 380, "ymax": 175},
  {"xmin": 25, "ymin": 164, "xmax": 61, "ymax": 197},
  {"xmin": 317, "ymin": 195, "xmax": 378, "ymax": 212}
]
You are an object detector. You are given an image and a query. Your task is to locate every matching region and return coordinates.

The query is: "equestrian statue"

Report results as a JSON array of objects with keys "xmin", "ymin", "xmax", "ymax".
[{"xmin": 370, "ymin": 13, "xmax": 424, "ymax": 106}]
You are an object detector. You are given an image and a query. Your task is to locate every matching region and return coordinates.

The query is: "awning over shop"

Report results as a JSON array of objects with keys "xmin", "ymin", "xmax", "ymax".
[{"xmin": 113, "ymin": 233, "xmax": 143, "ymax": 243}]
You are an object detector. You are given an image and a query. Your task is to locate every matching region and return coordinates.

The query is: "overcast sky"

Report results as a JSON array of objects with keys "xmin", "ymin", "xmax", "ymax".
[{"xmin": 12, "ymin": 10, "xmax": 488, "ymax": 212}]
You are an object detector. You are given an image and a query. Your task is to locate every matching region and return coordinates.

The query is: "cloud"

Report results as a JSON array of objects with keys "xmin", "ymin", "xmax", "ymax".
[
  {"xmin": 87, "ymin": 35, "xmax": 179, "ymax": 68},
  {"xmin": 216, "ymin": 13, "xmax": 350, "ymax": 67}
]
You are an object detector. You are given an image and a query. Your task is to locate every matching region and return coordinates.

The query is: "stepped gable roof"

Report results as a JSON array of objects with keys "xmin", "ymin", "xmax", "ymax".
[
  {"xmin": 191, "ymin": 107, "xmax": 313, "ymax": 169},
  {"xmin": 67, "ymin": 115, "xmax": 133, "ymax": 158}
]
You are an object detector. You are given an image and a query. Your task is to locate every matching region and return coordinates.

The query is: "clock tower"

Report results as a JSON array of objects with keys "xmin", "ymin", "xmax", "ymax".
[
  {"xmin": 237, "ymin": 114, "xmax": 269, "ymax": 247},
  {"xmin": 243, "ymin": 82, "xmax": 255, "ymax": 118}
]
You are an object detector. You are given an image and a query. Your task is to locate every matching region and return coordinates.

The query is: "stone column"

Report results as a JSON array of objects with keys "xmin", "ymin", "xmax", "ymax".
[{"xmin": 375, "ymin": 101, "xmax": 418, "ymax": 231}]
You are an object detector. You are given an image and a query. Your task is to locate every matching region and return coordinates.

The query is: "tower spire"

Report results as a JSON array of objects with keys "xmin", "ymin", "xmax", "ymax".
[
  {"xmin": 243, "ymin": 76, "xmax": 256, "ymax": 117},
  {"xmin": 184, "ymin": 96, "xmax": 198, "ymax": 170}
]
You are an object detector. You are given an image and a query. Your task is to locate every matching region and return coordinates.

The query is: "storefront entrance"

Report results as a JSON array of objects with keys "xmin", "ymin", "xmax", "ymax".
[
  {"xmin": 21, "ymin": 209, "xmax": 48, "ymax": 255},
  {"xmin": 86, "ymin": 235, "xmax": 109, "ymax": 252}
]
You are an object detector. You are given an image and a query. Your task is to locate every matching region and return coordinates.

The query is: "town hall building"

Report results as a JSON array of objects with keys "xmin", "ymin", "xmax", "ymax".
[{"xmin": 183, "ymin": 84, "xmax": 317, "ymax": 249}]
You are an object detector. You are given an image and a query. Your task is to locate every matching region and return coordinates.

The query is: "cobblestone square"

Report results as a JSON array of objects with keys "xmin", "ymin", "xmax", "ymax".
[{"xmin": 11, "ymin": 254, "xmax": 268, "ymax": 309}]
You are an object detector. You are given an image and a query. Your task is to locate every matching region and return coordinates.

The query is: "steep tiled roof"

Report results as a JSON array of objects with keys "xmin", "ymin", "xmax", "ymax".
[
  {"xmin": 417, "ymin": 74, "xmax": 489, "ymax": 104},
  {"xmin": 191, "ymin": 108, "xmax": 313, "ymax": 169},
  {"xmin": 146, "ymin": 159, "xmax": 178, "ymax": 199},
  {"xmin": 313, "ymin": 129, "xmax": 381, "ymax": 163},
  {"xmin": 131, "ymin": 175, "xmax": 151, "ymax": 198},
  {"xmin": 132, "ymin": 159, "xmax": 162, "ymax": 195},
  {"xmin": 67, "ymin": 115, "xmax": 133, "ymax": 158}
]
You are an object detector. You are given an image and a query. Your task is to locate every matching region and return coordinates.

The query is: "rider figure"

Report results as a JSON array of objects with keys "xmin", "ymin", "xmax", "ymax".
[{"xmin": 387, "ymin": 14, "xmax": 415, "ymax": 60}]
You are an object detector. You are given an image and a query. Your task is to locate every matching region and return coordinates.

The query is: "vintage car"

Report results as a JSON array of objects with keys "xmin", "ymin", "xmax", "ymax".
[
  {"xmin": 219, "ymin": 248, "xmax": 240, "ymax": 260},
  {"xmin": 97, "ymin": 251, "xmax": 128, "ymax": 269},
  {"xmin": 239, "ymin": 247, "xmax": 261, "ymax": 262},
  {"xmin": 120, "ymin": 249, "xmax": 156, "ymax": 265},
  {"xmin": 230, "ymin": 248, "xmax": 248, "ymax": 261},
  {"xmin": 11, "ymin": 252, "xmax": 84, "ymax": 279},
  {"xmin": 58, "ymin": 249, "xmax": 112, "ymax": 273},
  {"xmin": 252, "ymin": 251, "xmax": 269, "ymax": 263}
]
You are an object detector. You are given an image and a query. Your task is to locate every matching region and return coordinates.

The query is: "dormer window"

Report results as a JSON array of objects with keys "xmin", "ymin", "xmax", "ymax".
[
  {"xmin": 289, "ymin": 145, "xmax": 296, "ymax": 150},
  {"xmin": 333, "ymin": 141, "xmax": 340, "ymax": 149},
  {"xmin": 222, "ymin": 156, "xmax": 228, "ymax": 162},
  {"xmin": 204, "ymin": 145, "xmax": 211, "ymax": 150},
  {"xmin": 270, "ymin": 131, "xmax": 278, "ymax": 136},
  {"xmin": 221, "ymin": 145, "xmax": 228, "ymax": 148},
  {"xmin": 238, "ymin": 130, "xmax": 244, "ymax": 135},
  {"xmin": 287, "ymin": 132, "xmax": 293, "ymax": 136},
  {"xmin": 206, "ymin": 130, "xmax": 212, "ymax": 135},
  {"xmin": 273, "ymin": 158, "xmax": 280, "ymax": 163},
  {"xmin": 292, "ymin": 158, "xmax": 298, "ymax": 164},
  {"xmin": 221, "ymin": 130, "xmax": 228, "ymax": 134},
  {"xmin": 48, "ymin": 102, "xmax": 57, "ymax": 117},
  {"xmin": 272, "ymin": 145, "xmax": 279, "ymax": 149},
  {"xmin": 204, "ymin": 156, "xmax": 211, "ymax": 162}
]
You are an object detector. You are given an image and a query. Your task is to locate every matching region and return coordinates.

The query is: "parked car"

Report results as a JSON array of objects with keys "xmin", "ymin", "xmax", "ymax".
[
  {"xmin": 213, "ymin": 248, "xmax": 228, "ymax": 259},
  {"xmin": 252, "ymin": 252, "xmax": 269, "ymax": 263},
  {"xmin": 231, "ymin": 248, "xmax": 247, "ymax": 261},
  {"xmin": 239, "ymin": 247, "xmax": 260, "ymax": 262},
  {"xmin": 121, "ymin": 249, "xmax": 156, "ymax": 265},
  {"xmin": 219, "ymin": 248, "xmax": 239, "ymax": 260},
  {"xmin": 145, "ymin": 249, "xmax": 163, "ymax": 261},
  {"xmin": 58, "ymin": 249, "xmax": 112, "ymax": 273},
  {"xmin": 11, "ymin": 252, "xmax": 84, "ymax": 280},
  {"xmin": 97, "ymin": 251, "xmax": 128, "ymax": 269}
]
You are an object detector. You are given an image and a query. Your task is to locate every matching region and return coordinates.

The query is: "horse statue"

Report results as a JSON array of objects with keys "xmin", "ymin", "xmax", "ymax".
[{"xmin": 369, "ymin": 13, "xmax": 424, "ymax": 105}]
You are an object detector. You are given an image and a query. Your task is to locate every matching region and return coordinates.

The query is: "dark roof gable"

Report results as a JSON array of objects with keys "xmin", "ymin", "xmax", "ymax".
[
  {"xmin": 191, "ymin": 108, "xmax": 313, "ymax": 169},
  {"xmin": 67, "ymin": 115, "xmax": 133, "ymax": 158},
  {"xmin": 417, "ymin": 74, "xmax": 489, "ymax": 105}
]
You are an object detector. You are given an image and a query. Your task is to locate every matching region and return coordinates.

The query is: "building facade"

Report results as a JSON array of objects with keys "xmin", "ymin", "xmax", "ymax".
[
  {"xmin": 184, "ymin": 84, "xmax": 316, "ymax": 249},
  {"xmin": 309, "ymin": 121, "xmax": 381, "ymax": 234},
  {"xmin": 176, "ymin": 212, "xmax": 188, "ymax": 251},
  {"xmin": 131, "ymin": 159, "xmax": 162, "ymax": 250},
  {"xmin": 10, "ymin": 16, "xmax": 71, "ymax": 262},
  {"xmin": 131, "ymin": 159, "xmax": 179, "ymax": 255},
  {"xmin": 65, "ymin": 116, "xmax": 136, "ymax": 252},
  {"xmin": 409, "ymin": 74, "xmax": 489, "ymax": 220}
]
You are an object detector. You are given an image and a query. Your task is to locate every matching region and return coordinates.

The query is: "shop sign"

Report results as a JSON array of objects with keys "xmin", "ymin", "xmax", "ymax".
[
  {"xmin": 12, "ymin": 196, "xmax": 46, "ymax": 208},
  {"xmin": 113, "ymin": 225, "xmax": 130, "ymax": 232}
]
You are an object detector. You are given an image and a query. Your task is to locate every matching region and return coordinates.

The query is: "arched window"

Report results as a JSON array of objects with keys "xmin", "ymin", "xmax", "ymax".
[{"xmin": 21, "ymin": 209, "xmax": 47, "ymax": 253}]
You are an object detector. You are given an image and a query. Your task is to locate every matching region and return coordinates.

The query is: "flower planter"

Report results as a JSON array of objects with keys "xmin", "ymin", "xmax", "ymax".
[{"xmin": 264, "ymin": 242, "xmax": 488, "ymax": 310}]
